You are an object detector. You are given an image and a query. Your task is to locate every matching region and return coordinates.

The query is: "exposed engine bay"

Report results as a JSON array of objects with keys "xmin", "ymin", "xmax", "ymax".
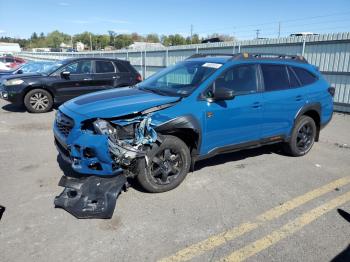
[{"xmin": 54, "ymin": 114, "xmax": 160, "ymax": 218}]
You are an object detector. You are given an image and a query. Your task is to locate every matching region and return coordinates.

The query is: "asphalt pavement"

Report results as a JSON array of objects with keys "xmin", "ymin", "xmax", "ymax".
[{"xmin": 0, "ymin": 100, "xmax": 349, "ymax": 262}]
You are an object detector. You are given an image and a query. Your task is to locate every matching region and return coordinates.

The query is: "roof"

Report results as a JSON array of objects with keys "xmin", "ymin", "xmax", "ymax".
[{"xmin": 186, "ymin": 53, "xmax": 308, "ymax": 64}]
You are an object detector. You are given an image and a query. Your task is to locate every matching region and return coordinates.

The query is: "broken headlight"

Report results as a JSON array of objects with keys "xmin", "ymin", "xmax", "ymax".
[{"xmin": 93, "ymin": 119, "xmax": 116, "ymax": 135}]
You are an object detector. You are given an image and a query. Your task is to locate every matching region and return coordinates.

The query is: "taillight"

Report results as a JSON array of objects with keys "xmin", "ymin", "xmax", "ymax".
[
  {"xmin": 135, "ymin": 74, "xmax": 142, "ymax": 83},
  {"xmin": 328, "ymin": 87, "xmax": 335, "ymax": 97}
]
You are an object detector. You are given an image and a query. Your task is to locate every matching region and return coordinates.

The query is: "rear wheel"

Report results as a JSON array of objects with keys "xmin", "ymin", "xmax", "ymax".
[
  {"xmin": 137, "ymin": 135, "xmax": 191, "ymax": 193},
  {"xmin": 284, "ymin": 115, "xmax": 316, "ymax": 156},
  {"xmin": 24, "ymin": 89, "xmax": 53, "ymax": 113}
]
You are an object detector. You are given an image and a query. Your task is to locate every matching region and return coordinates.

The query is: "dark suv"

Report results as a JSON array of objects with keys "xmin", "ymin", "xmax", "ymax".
[
  {"xmin": 53, "ymin": 53, "xmax": 334, "ymax": 193},
  {"xmin": 0, "ymin": 58, "xmax": 141, "ymax": 113}
]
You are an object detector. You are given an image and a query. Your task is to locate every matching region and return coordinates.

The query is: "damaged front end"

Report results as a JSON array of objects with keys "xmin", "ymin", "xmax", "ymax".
[{"xmin": 54, "ymin": 111, "xmax": 159, "ymax": 218}]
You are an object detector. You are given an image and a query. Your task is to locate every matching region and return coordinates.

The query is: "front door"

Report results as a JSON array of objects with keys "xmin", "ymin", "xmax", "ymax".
[
  {"xmin": 200, "ymin": 64, "xmax": 263, "ymax": 154},
  {"xmin": 50, "ymin": 60, "xmax": 94, "ymax": 102}
]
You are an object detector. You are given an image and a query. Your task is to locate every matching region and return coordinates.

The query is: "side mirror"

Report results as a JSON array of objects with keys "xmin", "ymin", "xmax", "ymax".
[
  {"xmin": 16, "ymin": 69, "xmax": 23, "ymax": 74},
  {"xmin": 207, "ymin": 87, "xmax": 235, "ymax": 102},
  {"xmin": 61, "ymin": 71, "xmax": 70, "ymax": 78}
]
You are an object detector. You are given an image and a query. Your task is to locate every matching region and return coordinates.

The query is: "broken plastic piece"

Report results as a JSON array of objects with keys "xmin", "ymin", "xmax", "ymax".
[
  {"xmin": 54, "ymin": 175, "xmax": 126, "ymax": 219},
  {"xmin": 0, "ymin": 205, "xmax": 5, "ymax": 220}
]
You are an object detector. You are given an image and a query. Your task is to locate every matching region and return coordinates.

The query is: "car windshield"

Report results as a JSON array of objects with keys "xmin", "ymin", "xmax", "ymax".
[
  {"xmin": 18, "ymin": 62, "xmax": 54, "ymax": 74},
  {"xmin": 137, "ymin": 61, "xmax": 222, "ymax": 96},
  {"xmin": 41, "ymin": 60, "xmax": 66, "ymax": 75}
]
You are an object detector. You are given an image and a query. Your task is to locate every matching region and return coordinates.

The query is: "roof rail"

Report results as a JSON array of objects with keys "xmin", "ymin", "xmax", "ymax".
[{"xmin": 187, "ymin": 52, "xmax": 308, "ymax": 63}]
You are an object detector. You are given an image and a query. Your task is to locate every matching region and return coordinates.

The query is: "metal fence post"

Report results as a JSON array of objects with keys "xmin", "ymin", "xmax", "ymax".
[
  {"xmin": 301, "ymin": 38, "xmax": 306, "ymax": 56},
  {"xmin": 165, "ymin": 49, "xmax": 168, "ymax": 67},
  {"xmin": 233, "ymin": 42, "xmax": 235, "ymax": 54},
  {"xmin": 196, "ymin": 46, "xmax": 199, "ymax": 54},
  {"xmin": 238, "ymin": 43, "xmax": 241, "ymax": 53},
  {"xmin": 144, "ymin": 50, "xmax": 147, "ymax": 78},
  {"xmin": 126, "ymin": 50, "xmax": 129, "ymax": 61}
]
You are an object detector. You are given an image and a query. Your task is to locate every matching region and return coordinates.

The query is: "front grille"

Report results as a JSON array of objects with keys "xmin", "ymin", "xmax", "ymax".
[{"xmin": 55, "ymin": 111, "xmax": 74, "ymax": 137}]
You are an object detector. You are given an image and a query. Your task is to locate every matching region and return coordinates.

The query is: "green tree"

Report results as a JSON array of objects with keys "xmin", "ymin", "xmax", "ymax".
[{"xmin": 146, "ymin": 33, "xmax": 160, "ymax": 43}]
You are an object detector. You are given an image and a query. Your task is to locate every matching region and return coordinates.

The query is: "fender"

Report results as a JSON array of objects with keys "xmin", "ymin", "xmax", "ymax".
[
  {"xmin": 155, "ymin": 115, "xmax": 202, "ymax": 156},
  {"xmin": 293, "ymin": 102, "xmax": 321, "ymax": 141},
  {"xmin": 294, "ymin": 103, "xmax": 321, "ymax": 121}
]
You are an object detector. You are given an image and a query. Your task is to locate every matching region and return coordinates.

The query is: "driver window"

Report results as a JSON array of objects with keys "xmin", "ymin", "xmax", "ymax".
[
  {"xmin": 212, "ymin": 64, "xmax": 258, "ymax": 95},
  {"xmin": 62, "ymin": 60, "xmax": 92, "ymax": 74}
]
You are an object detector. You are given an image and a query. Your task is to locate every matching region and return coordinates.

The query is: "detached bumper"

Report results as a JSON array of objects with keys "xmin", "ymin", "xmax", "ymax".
[
  {"xmin": 54, "ymin": 125, "xmax": 123, "ymax": 176},
  {"xmin": 54, "ymin": 175, "xmax": 127, "ymax": 219}
]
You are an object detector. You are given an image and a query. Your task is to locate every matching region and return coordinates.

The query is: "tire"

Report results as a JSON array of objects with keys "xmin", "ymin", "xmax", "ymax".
[
  {"xmin": 137, "ymin": 135, "xmax": 191, "ymax": 193},
  {"xmin": 24, "ymin": 89, "xmax": 53, "ymax": 113},
  {"xmin": 284, "ymin": 115, "xmax": 317, "ymax": 156}
]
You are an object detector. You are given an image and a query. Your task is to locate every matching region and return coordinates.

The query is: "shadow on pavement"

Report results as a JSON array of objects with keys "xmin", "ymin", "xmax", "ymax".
[
  {"xmin": 337, "ymin": 208, "xmax": 350, "ymax": 223},
  {"xmin": 332, "ymin": 244, "xmax": 350, "ymax": 262},
  {"xmin": 1, "ymin": 104, "xmax": 26, "ymax": 113}
]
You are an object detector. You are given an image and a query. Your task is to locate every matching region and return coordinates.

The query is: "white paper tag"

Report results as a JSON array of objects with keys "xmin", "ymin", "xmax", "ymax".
[{"xmin": 202, "ymin": 62, "xmax": 222, "ymax": 69}]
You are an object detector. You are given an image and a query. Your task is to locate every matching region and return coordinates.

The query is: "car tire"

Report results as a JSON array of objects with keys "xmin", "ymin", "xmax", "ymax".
[
  {"xmin": 137, "ymin": 135, "xmax": 191, "ymax": 193},
  {"xmin": 284, "ymin": 115, "xmax": 317, "ymax": 156},
  {"xmin": 24, "ymin": 89, "xmax": 53, "ymax": 113}
]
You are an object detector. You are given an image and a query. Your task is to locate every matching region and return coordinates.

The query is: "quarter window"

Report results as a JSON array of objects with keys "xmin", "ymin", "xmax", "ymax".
[
  {"xmin": 95, "ymin": 61, "xmax": 115, "ymax": 73},
  {"xmin": 292, "ymin": 67, "xmax": 317, "ymax": 86},
  {"xmin": 213, "ymin": 64, "xmax": 258, "ymax": 95},
  {"xmin": 288, "ymin": 67, "xmax": 300, "ymax": 88},
  {"xmin": 261, "ymin": 64, "xmax": 289, "ymax": 91}
]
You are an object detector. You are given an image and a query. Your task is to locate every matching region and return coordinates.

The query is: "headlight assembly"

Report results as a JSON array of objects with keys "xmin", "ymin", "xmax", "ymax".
[
  {"xmin": 93, "ymin": 119, "xmax": 116, "ymax": 135},
  {"xmin": 4, "ymin": 79, "xmax": 24, "ymax": 86}
]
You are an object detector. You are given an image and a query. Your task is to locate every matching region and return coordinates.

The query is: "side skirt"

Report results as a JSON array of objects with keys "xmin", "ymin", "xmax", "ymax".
[{"xmin": 195, "ymin": 135, "xmax": 286, "ymax": 162}]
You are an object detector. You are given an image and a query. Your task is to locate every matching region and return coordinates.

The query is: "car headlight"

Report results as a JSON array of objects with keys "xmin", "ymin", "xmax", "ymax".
[
  {"xmin": 4, "ymin": 79, "xmax": 24, "ymax": 86},
  {"xmin": 93, "ymin": 119, "xmax": 116, "ymax": 135}
]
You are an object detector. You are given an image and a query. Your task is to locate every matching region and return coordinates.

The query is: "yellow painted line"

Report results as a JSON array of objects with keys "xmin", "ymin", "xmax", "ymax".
[
  {"xmin": 220, "ymin": 190, "xmax": 350, "ymax": 262},
  {"xmin": 158, "ymin": 176, "xmax": 350, "ymax": 262}
]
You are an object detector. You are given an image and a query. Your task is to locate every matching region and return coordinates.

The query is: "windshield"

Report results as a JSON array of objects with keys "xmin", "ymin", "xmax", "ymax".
[
  {"xmin": 18, "ymin": 62, "xmax": 54, "ymax": 74},
  {"xmin": 41, "ymin": 61, "xmax": 65, "ymax": 75},
  {"xmin": 137, "ymin": 61, "xmax": 222, "ymax": 96}
]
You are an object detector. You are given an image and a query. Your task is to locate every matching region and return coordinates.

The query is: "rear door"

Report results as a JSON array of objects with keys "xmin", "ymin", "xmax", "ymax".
[
  {"xmin": 260, "ymin": 63, "xmax": 305, "ymax": 138},
  {"xmin": 92, "ymin": 60, "xmax": 119, "ymax": 90},
  {"xmin": 114, "ymin": 61, "xmax": 135, "ymax": 86}
]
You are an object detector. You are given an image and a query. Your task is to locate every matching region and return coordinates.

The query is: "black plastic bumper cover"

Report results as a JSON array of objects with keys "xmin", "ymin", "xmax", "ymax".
[{"xmin": 54, "ymin": 175, "xmax": 127, "ymax": 219}]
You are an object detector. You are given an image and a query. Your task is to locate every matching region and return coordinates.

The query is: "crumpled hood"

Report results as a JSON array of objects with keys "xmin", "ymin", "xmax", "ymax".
[{"xmin": 62, "ymin": 87, "xmax": 180, "ymax": 119}]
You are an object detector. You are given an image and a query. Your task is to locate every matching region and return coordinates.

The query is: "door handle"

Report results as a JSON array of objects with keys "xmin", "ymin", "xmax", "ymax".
[
  {"xmin": 252, "ymin": 102, "xmax": 262, "ymax": 108},
  {"xmin": 295, "ymin": 95, "xmax": 303, "ymax": 101},
  {"xmin": 113, "ymin": 76, "xmax": 120, "ymax": 79},
  {"xmin": 83, "ymin": 78, "xmax": 92, "ymax": 81}
]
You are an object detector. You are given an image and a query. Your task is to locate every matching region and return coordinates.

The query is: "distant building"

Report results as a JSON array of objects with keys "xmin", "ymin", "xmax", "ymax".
[
  {"xmin": 128, "ymin": 42, "xmax": 164, "ymax": 50},
  {"xmin": 75, "ymin": 42, "xmax": 85, "ymax": 52},
  {"xmin": 0, "ymin": 42, "xmax": 21, "ymax": 54}
]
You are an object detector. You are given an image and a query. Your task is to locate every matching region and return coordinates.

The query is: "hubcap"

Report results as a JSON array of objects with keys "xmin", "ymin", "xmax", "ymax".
[
  {"xmin": 296, "ymin": 122, "xmax": 314, "ymax": 152},
  {"xmin": 30, "ymin": 92, "xmax": 49, "ymax": 111},
  {"xmin": 150, "ymin": 148, "xmax": 183, "ymax": 185}
]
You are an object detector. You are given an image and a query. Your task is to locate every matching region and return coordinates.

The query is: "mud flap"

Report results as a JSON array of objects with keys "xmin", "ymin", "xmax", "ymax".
[{"xmin": 54, "ymin": 175, "xmax": 127, "ymax": 219}]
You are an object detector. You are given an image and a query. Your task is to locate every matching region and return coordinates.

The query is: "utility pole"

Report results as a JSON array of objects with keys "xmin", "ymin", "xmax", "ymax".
[
  {"xmin": 255, "ymin": 29, "xmax": 261, "ymax": 39},
  {"xmin": 190, "ymin": 24, "xmax": 193, "ymax": 44},
  {"xmin": 278, "ymin": 22, "xmax": 281, "ymax": 38},
  {"xmin": 89, "ymin": 33, "xmax": 92, "ymax": 51}
]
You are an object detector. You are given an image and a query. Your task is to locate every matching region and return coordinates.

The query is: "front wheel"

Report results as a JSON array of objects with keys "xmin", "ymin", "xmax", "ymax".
[
  {"xmin": 137, "ymin": 135, "xmax": 191, "ymax": 193},
  {"xmin": 284, "ymin": 115, "xmax": 316, "ymax": 156},
  {"xmin": 24, "ymin": 89, "xmax": 53, "ymax": 113}
]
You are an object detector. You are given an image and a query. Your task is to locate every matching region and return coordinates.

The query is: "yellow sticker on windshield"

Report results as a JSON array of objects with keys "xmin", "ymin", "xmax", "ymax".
[{"xmin": 202, "ymin": 63, "xmax": 222, "ymax": 69}]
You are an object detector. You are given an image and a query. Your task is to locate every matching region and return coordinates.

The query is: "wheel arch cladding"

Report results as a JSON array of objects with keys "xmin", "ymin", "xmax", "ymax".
[
  {"xmin": 24, "ymin": 85, "xmax": 54, "ymax": 101},
  {"xmin": 295, "ymin": 103, "xmax": 321, "ymax": 142},
  {"xmin": 154, "ymin": 115, "xmax": 202, "ymax": 156}
]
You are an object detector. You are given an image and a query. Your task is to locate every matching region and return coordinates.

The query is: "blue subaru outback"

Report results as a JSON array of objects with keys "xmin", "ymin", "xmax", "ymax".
[{"xmin": 53, "ymin": 53, "xmax": 334, "ymax": 193}]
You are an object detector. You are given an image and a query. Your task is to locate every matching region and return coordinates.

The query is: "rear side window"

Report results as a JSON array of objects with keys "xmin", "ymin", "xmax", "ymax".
[
  {"xmin": 261, "ymin": 64, "xmax": 289, "ymax": 91},
  {"xmin": 95, "ymin": 61, "xmax": 115, "ymax": 73},
  {"xmin": 115, "ymin": 62, "xmax": 130, "ymax": 73},
  {"xmin": 292, "ymin": 67, "xmax": 317, "ymax": 86}
]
